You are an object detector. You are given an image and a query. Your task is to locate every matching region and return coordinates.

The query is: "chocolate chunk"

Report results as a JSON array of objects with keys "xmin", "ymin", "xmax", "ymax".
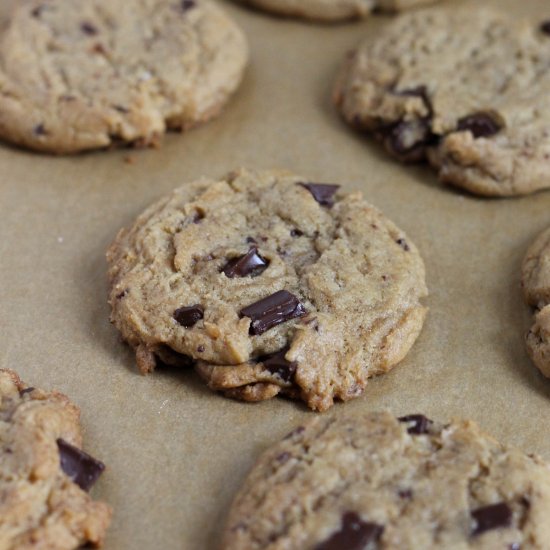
[
  {"xmin": 396, "ymin": 238, "xmax": 409, "ymax": 251},
  {"xmin": 113, "ymin": 105, "xmax": 129, "ymax": 114},
  {"xmin": 57, "ymin": 439, "xmax": 105, "ymax": 492},
  {"xmin": 315, "ymin": 512, "xmax": 384, "ymax": 550},
  {"xmin": 115, "ymin": 289, "xmax": 128, "ymax": 300},
  {"xmin": 197, "ymin": 345, "xmax": 205, "ymax": 353},
  {"xmin": 398, "ymin": 414, "xmax": 432, "ymax": 435},
  {"xmin": 31, "ymin": 5, "xmax": 45, "ymax": 17},
  {"xmin": 540, "ymin": 21, "xmax": 550, "ymax": 35},
  {"xmin": 80, "ymin": 22, "xmax": 98, "ymax": 35},
  {"xmin": 240, "ymin": 290, "xmax": 306, "ymax": 335},
  {"xmin": 398, "ymin": 489, "xmax": 413, "ymax": 499},
  {"xmin": 223, "ymin": 247, "xmax": 268, "ymax": 278},
  {"xmin": 174, "ymin": 304, "xmax": 204, "ymax": 327},
  {"xmin": 394, "ymin": 85, "xmax": 433, "ymax": 117},
  {"xmin": 471, "ymin": 502, "xmax": 512, "ymax": 536},
  {"xmin": 290, "ymin": 229, "xmax": 303, "ymax": 237},
  {"xmin": 260, "ymin": 347, "xmax": 297, "ymax": 382},
  {"xmin": 33, "ymin": 124, "xmax": 47, "ymax": 136},
  {"xmin": 298, "ymin": 183, "xmax": 340, "ymax": 207},
  {"xmin": 382, "ymin": 119, "xmax": 433, "ymax": 163},
  {"xmin": 246, "ymin": 236, "xmax": 257, "ymax": 244},
  {"xmin": 19, "ymin": 387, "xmax": 35, "ymax": 396},
  {"xmin": 181, "ymin": 0, "xmax": 196, "ymax": 9},
  {"xmin": 192, "ymin": 211, "xmax": 204, "ymax": 224},
  {"xmin": 457, "ymin": 113, "xmax": 502, "ymax": 138}
]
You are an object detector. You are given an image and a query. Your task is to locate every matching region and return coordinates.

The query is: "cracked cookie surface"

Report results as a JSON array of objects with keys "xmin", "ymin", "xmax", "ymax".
[
  {"xmin": 223, "ymin": 410, "xmax": 550, "ymax": 550},
  {"xmin": 0, "ymin": 369, "xmax": 111, "ymax": 549},
  {"xmin": 235, "ymin": 0, "xmax": 438, "ymax": 23},
  {"xmin": 334, "ymin": 7, "xmax": 550, "ymax": 196},
  {"xmin": 0, "ymin": 0, "xmax": 248, "ymax": 153},
  {"xmin": 107, "ymin": 168, "xmax": 427, "ymax": 411},
  {"xmin": 522, "ymin": 227, "xmax": 550, "ymax": 377}
]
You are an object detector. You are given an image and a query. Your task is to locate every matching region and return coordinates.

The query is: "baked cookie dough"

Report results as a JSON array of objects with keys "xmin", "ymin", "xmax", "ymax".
[
  {"xmin": 334, "ymin": 7, "xmax": 550, "ymax": 196},
  {"xmin": 0, "ymin": 0, "xmax": 248, "ymax": 153},
  {"xmin": 107, "ymin": 168, "xmax": 427, "ymax": 411},
  {"xmin": 522, "ymin": 227, "xmax": 550, "ymax": 376},
  {"xmin": 236, "ymin": 0, "xmax": 439, "ymax": 23},
  {"xmin": 0, "ymin": 369, "xmax": 111, "ymax": 549},
  {"xmin": 223, "ymin": 410, "xmax": 550, "ymax": 549}
]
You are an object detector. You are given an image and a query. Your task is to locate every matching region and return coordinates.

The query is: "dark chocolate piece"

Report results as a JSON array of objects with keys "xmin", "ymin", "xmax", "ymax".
[
  {"xmin": 471, "ymin": 502, "xmax": 512, "ymax": 536},
  {"xmin": 33, "ymin": 124, "xmax": 47, "ymax": 136},
  {"xmin": 246, "ymin": 236, "xmax": 257, "ymax": 244},
  {"xmin": 315, "ymin": 512, "xmax": 384, "ymax": 550},
  {"xmin": 240, "ymin": 290, "xmax": 306, "ymax": 335},
  {"xmin": 181, "ymin": 0, "xmax": 196, "ymax": 10},
  {"xmin": 396, "ymin": 238, "xmax": 410, "ymax": 251},
  {"xmin": 174, "ymin": 304, "xmax": 204, "ymax": 327},
  {"xmin": 223, "ymin": 247, "xmax": 268, "ymax": 278},
  {"xmin": 57, "ymin": 439, "xmax": 105, "ymax": 492},
  {"xmin": 457, "ymin": 113, "xmax": 502, "ymax": 138},
  {"xmin": 398, "ymin": 489, "xmax": 413, "ymax": 499},
  {"xmin": 540, "ymin": 21, "xmax": 550, "ymax": 35},
  {"xmin": 260, "ymin": 347, "xmax": 297, "ymax": 382},
  {"xmin": 80, "ymin": 22, "xmax": 98, "ymax": 35},
  {"xmin": 19, "ymin": 387, "xmax": 35, "ymax": 396},
  {"xmin": 298, "ymin": 183, "xmax": 340, "ymax": 207},
  {"xmin": 197, "ymin": 345, "xmax": 205, "ymax": 353},
  {"xmin": 382, "ymin": 119, "xmax": 433, "ymax": 163},
  {"xmin": 290, "ymin": 229, "xmax": 303, "ymax": 237},
  {"xmin": 398, "ymin": 414, "xmax": 432, "ymax": 435}
]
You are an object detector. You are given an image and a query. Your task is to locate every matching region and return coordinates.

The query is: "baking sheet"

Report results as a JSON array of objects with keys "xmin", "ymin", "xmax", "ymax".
[{"xmin": 2, "ymin": 0, "xmax": 550, "ymax": 547}]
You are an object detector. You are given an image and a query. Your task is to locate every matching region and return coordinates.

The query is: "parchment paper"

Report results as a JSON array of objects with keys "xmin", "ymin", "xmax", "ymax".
[{"xmin": 1, "ymin": 0, "xmax": 550, "ymax": 547}]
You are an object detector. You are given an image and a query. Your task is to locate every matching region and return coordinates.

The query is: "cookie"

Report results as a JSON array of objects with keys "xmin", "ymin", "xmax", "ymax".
[
  {"xmin": 334, "ymin": 7, "xmax": 550, "ymax": 197},
  {"xmin": 0, "ymin": 0, "xmax": 248, "ymax": 153},
  {"xmin": 522, "ymin": 227, "xmax": 550, "ymax": 376},
  {"xmin": 107, "ymin": 168, "xmax": 427, "ymax": 411},
  {"xmin": 0, "ymin": 369, "xmax": 111, "ymax": 549},
  {"xmin": 223, "ymin": 410, "xmax": 550, "ymax": 549},
  {"xmin": 236, "ymin": 0, "xmax": 438, "ymax": 23}
]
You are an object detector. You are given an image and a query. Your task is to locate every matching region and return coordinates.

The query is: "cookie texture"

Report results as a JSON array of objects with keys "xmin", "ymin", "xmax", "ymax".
[
  {"xmin": 522, "ymin": 227, "xmax": 550, "ymax": 376},
  {"xmin": 223, "ymin": 410, "xmax": 550, "ymax": 549},
  {"xmin": 334, "ymin": 7, "xmax": 550, "ymax": 196},
  {"xmin": 0, "ymin": 369, "xmax": 111, "ymax": 549},
  {"xmin": 0, "ymin": 0, "xmax": 248, "ymax": 153},
  {"xmin": 107, "ymin": 168, "xmax": 427, "ymax": 411},
  {"xmin": 236, "ymin": 0, "xmax": 438, "ymax": 23}
]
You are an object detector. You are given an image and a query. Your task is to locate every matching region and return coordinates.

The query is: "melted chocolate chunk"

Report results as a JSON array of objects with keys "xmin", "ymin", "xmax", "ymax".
[
  {"xmin": 540, "ymin": 21, "xmax": 550, "ymax": 35},
  {"xmin": 181, "ymin": 0, "xmax": 196, "ymax": 9},
  {"xmin": 298, "ymin": 183, "xmax": 340, "ymax": 207},
  {"xmin": 19, "ymin": 387, "xmax": 35, "ymax": 396},
  {"xmin": 315, "ymin": 512, "xmax": 384, "ymax": 550},
  {"xmin": 457, "ymin": 113, "xmax": 502, "ymax": 138},
  {"xmin": 240, "ymin": 290, "xmax": 306, "ymax": 335},
  {"xmin": 115, "ymin": 289, "xmax": 128, "ymax": 300},
  {"xmin": 246, "ymin": 236, "xmax": 257, "ymax": 244},
  {"xmin": 382, "ymin": 119, "xmax": 433, "ymax": 162},
  {"xmin": 80, "ymin": 22, "xmax": 98, "ymax": 35},
  {"xmin": 398, "ymin": 414, "xmax": 432, "ymax": 435},
  {"xmin": 57, "ymin": 439, "xmax": 105, "ymax": 492},
  {"xmin": 290, "ymin": 228, "xmax": 303, "ymax": 237},
  {"xmin": 33, "ymin": 124, "xmax": 47, "ymax": 136},
  {"xmin": 197, "ymin": 345, "xmax": 205, "ymax": 353},
  {"xmin": 398, "ymin": 489, "xmax": 413, "ymax": 499},
  {"xmin": 471, "ymin": 502, "xmax": 512, "ymax": 536},
  {"xmin": 260, "ymin": 347, "xmax": 297, "ymax": 382},
  {"xmin": 222, "ymin": 247, "xmax": 268, "ymax": 278},
  {"xmin": 174, "ymin": 304, "xmax": 204, "ymax": 327}
]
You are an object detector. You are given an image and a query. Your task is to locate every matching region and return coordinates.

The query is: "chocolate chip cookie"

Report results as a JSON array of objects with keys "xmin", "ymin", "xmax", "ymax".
[
  {"xmin": 522, "ymin": 227, "xmax": 550, "ymax": 376},
  {"xmin": 236, "ymin": 0, "xmax": 438, "ymax": 23},
  {"xmin": 107, "ymin": 168, "xmax": 427, "ymax": 411},
  {"xmin": 223, "ymin": 410, "xmax": 550, "ymax": 549},
  {"xmin": 334, "ymin": 7, "xmax": 550, "ymax": 196},
  {"xmin": 0, "ymin": 0, "xmax": 248, "ymax": 153},
  {"xmin": 0, "ymin": 369, "xmax": 111, "ymax": 549}
]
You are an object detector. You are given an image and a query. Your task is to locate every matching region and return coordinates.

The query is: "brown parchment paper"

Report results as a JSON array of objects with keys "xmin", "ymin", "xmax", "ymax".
[{"xmin": 2, "ymin": 0, "xmax": 550, "ymax": 547}]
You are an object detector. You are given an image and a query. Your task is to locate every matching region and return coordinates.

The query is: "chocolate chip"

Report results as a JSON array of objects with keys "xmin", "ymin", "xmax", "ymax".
[
  {"xmin": 398, "ymin": 489, "xmax": 413, "ymax": 499},
  {"xmin": 57, "ymin": 439, "xmax": 105, "ymax": 492},
  {"xmin": 115, "ymin": 289, "xmax": 128, "ymax": 300},
  {"xmin": 382, "ymin": 119, "xmax": 434, "ymax": 163},
  {"xmin": 19, "ymin": 387, "xmax": 35, "ymax": 396},
  {"xmin": 80, "ymin": 22, "xmax": 98, "ymax": 35},
  {"xmin": 113, "ymin": 105, "xmax": 129, "ymax": 113},
  {"xmin": 396, "ymin": 238, "xmax": 409, "ymax": 251},
  {"xmin": 192, "ymin": 211, "xmax": 204, "ymax": 224},
  {"xmin": 240, "ymin": 290, "xmax": 306, "ymax": 335},
  {"xmin": 181, "ymin": 0, "xmax": 196, "ymax": 9},
  {"xmin": 31, "ymin": 5, "xmax": 45, "ymax": 17},
  {"xmin": 315, "ymin": 512, "xmax": 384, "ymax": 550},
  {"xmin": 246, "ymin": 236, "xmax": 257, "ymax": 244},
  {"xmin": 197, "ymin": 345, "xmax": 205, "ymax": 353},
  {"xmin": 276, "ymin": 451, "xmax": 291, "ymax": 464},
  {"xmin": 33, "ymin": 124, "xmax": 47, "ymax": 136},
  {"xmin": 298, "ymin": 183, "xmax": 340, "ymax": 207},
  {"xmin": 398, "ymin": 414, "xmax": 432, "ymax": 435},
  {"xmin": 540, "ymin": 21, "xmax": 550, "ymax": 35},
  {"xmin": 222, "ymin": 247, "xmax": 269, "ymax": 278},
  {"xmin": 174, "ymin": 304, "xmax": 204, "ymax": 327},
  {"xmin": 457, "ymin": 113, "xmax": 502, "ymax": 138},
  {"xmin": 260, "ymin": 347, "xmax": 297, "ymax": 382},
  {"xmin": 471, "ymin": 502, "xmax": 512, "ymax": 536},
  {"xmin": 290, "ymin": 228, "xmax": 303, "ymax": 237}
]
